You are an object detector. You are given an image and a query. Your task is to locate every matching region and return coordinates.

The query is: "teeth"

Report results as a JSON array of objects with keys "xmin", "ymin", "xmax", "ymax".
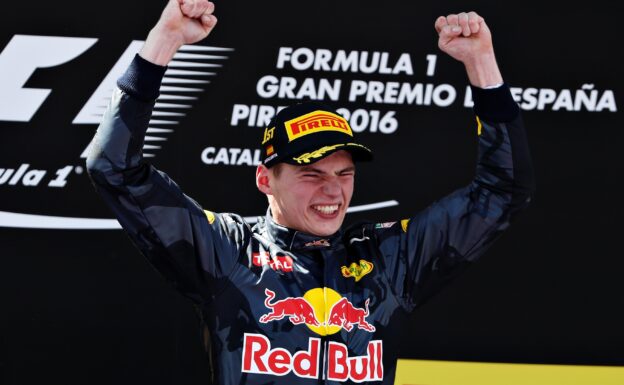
[{"xmin": 313, "ymin": 205, "xmax": 339, "ymax": 214}]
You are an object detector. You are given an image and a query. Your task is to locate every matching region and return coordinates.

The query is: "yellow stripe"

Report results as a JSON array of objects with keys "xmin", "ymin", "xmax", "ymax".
[
  {"xmin": 204, "ymin": 210, "xmax": 215, "ymax": 224},
  {"xmin": 476, "ymin": 116, "xmax": 482, "ymax": 136},
  {"xmin": 394, "ymin": 359, "xmax": 624, "ymax": 385}
]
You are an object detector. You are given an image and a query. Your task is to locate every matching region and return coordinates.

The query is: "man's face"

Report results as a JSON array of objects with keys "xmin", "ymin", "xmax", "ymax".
[{"xmin": 262, "ymin": 150, "xmax": 355, "ymax": 237}]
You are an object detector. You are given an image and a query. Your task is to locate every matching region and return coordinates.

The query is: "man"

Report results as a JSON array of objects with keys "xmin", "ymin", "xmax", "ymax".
[{"xmin": 86, "ymin": 0, "xmax": 534, "ymax": 384}]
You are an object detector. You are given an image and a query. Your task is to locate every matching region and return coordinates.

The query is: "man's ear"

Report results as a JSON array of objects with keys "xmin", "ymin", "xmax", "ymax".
[{"xmin": 256, "ymin": 165, "xmax": 272, "ymax": 195}]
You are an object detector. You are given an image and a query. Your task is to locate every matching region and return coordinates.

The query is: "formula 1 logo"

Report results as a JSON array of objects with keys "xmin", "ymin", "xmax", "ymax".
[
  {"xmin": 0, "ymin": 34, "xmax": 233, "ymax": 229},
  {"xmin": 259, "ymin": 287, "xmax": 376, "ymax": 335},
  {"xmin": 0, "ymin": 35, "xmax": 98, "ymax": 122}
]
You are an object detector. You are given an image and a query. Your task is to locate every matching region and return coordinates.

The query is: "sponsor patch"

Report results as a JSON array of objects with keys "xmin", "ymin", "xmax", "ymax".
[
  {"xmin": 285, "ymin": 110, "xmax": 353, "ymax": 142},
  {"xmin": 304, "ymin": 239, "xmax": 331, "ymax": 248},
  {"xmin": 264, "ymin": 152, "xmax": 278, "ymax": 164},
  {"xmin": 375, "ymin": 221, "xmax": 396, "ymax": 229},
  {"xmin": 252, "ymin": 251, "xmax": 294, "ymax": 272},
  {"xmin": 400, "ymin": 219, "xmax": 410, "ymax": 232},
  {"xmin": 341, "ymin": 259, "xmax": 374, "ymax": 282}
]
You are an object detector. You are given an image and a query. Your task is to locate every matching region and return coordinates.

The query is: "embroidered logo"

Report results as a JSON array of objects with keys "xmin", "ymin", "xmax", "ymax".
[
  {"xmin": 293, "ymin": 142, "xmax": 369, "ymax": 164},
  {"xmin": 341, "ymin": 259, "xmax": 374, "ymax": 282},
  {"xmin": 304, "ymin": 239, "xmax": 331, "ymax": 248}
]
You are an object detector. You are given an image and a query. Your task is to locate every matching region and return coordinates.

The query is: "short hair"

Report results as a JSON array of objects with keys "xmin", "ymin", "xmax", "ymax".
[{"xmin": 271, "ymin": 163, "xmax": 284, "ymax": 178}]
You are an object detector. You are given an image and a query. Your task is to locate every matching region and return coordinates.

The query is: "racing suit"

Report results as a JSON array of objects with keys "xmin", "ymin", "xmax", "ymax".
[{"xmin": 86, "ymin": 55, "xmax": 534, "ymax": 385}]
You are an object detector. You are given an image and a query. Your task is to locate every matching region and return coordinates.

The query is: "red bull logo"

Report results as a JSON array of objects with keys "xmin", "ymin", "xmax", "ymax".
[
  {"xmin": 327, "ymin": 297, "xmax": 375, "ymax": 332},
  {"xmin": 285, "ymin": 110, "xmax": 353, "ymax": 142},
  {"xmin": 259, "ymin": 289, "xmax": 320, "ymax": 326},
  {"xmin": 258, "ymin": 287, "xmax": 375, "ymax": 335},
  {"xmin": 242, "ymin": 333, "xmax": 383, "ymax": 382}
]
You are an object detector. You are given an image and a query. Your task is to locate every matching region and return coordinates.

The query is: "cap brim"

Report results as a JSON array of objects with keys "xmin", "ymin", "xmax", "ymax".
[{"xmin": 284, "ymin": 142, "xmax": 373, "ymax": 166}]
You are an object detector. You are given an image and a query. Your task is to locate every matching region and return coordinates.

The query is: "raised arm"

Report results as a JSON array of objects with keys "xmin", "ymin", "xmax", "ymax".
[
  {"xmin": 374, "ymin": 12, "xmax": 535, "ymax": 311},
  {"xmin": 86, "ymin": 0, "xmax": 247, "ymax": 303}
]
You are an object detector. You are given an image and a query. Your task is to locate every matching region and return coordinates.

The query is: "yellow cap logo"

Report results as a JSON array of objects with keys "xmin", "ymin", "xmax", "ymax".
[
  {"xmin": 262, "ymin": 126, "xmax": 275, "ymax": 144},
  {"xmin": 285, "ymin": 110, "xmax": 353, "ymax": 142}
]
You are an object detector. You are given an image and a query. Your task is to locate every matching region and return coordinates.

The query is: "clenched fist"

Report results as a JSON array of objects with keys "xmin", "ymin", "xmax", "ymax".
[
  {"xmin": 435, "ymin": 12, "xmax": 502, "ymax": 88},
  {"xmin": 158, "ymin": 0, "xmax": 217, "ymax": 46},
  {"xmin": 140, "ymin": 0, "xmax": 218, "ymax": 65}
]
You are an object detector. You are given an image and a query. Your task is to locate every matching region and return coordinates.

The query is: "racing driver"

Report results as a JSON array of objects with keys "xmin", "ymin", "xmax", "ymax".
[{"xmin": 86, "ymin": 0, "xmax": 535, "ymax": 384}]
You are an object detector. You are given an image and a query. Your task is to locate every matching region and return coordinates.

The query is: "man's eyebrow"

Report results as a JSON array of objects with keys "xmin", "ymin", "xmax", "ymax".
[
  {"xmin": 338, "ymin": 166, "xmax": 356, "ymax": 174},
  {"xmin": 297, "ymin": 166, "xmax": 324, "ymax": 174},
  {"xmin": 296, "ymin": 166, "xmax": 356, "ymax": 175}
]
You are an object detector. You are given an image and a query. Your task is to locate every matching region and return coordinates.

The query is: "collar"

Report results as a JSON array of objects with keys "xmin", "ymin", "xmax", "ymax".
[{"xmin": 260, "ymin": 208, "xmax": 343, "ymax": 251}]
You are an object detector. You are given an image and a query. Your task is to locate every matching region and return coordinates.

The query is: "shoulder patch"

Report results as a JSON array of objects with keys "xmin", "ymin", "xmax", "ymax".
[{"xmin": 204, "ymin": 210, "xmax": 216, "ymax": 224}]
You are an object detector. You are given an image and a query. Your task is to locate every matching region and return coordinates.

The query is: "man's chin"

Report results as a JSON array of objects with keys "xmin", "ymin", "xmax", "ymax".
[{"xmin": 308, "ymin": 219, "xmax": 343, "ymax": 237}]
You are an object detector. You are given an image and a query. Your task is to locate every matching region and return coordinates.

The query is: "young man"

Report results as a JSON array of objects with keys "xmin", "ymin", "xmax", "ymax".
[{"xmin": 86, "ymin": 0, "xmax": 534, "ymax": 383}]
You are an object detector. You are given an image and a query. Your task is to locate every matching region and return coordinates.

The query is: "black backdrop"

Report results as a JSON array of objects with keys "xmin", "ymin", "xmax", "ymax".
[{"xmin": 1, "ymin": 1, "xmax": 623, "ymax": 384}]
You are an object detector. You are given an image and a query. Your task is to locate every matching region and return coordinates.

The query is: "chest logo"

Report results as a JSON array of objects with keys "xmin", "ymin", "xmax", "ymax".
[
  {"xmin": 252, "ymin": 251, "xmax": 294, "ymax": 272},
  {"xmin": 259, "ymin": 287, "xmax": 375, "ymax": 336},
  {"xmin": 341, "ymin": 259, "xmax": 374, "ymax": 282}
]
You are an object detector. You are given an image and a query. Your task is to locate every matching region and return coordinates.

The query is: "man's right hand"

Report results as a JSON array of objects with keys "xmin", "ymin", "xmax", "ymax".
[{"xmin": 140, "ymin": 0, "xmax": 217, "ymax": 66}]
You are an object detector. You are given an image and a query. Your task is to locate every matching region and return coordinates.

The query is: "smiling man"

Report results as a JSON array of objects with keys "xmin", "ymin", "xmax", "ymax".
[
  {"xmin": 255, "ymin": 101, "xmax": 372, "ymax": 237},
  {"xmin": 86, "ymin": 0, "xmax": 534, "ymax": 384}
]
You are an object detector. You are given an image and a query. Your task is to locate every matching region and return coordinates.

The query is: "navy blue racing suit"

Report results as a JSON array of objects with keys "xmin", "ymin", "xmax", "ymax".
[{"xmin": 86, "ymin": 55, "xmax": 534, "ymax": 385}]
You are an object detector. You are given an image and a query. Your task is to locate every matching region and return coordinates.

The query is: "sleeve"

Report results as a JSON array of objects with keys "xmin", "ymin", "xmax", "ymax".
[
  {"xmin": 86, "ymin": 54, "xmax": 248, "ymax": 304},
  {"xmin": 375, "ymin": 83, "xmax": 535, "ymax": 313}
]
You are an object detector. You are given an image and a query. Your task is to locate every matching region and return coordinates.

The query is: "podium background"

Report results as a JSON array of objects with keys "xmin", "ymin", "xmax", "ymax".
[{"xmin": 1, "ymin": 1, "xmax": 622, "ymax": 384}]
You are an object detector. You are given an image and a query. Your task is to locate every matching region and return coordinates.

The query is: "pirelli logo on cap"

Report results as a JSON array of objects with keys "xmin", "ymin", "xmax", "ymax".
[{"xmin": 285, "ymin": 111, "xmax": 353, "ymax": 142}]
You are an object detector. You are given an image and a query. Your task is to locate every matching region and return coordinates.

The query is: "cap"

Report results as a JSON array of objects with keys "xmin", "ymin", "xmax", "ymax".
[{"xmin": 260, "ymin": 101, "xmax": 373, "ymax": 168}]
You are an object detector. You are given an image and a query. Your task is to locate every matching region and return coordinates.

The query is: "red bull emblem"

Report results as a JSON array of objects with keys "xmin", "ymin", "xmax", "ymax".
[
  {"xmin": 327, "ymin": 297, "xmax": 376, "ymax": 332},
  {"xmin": 259, "ymin": 289, "xmax": 320, "ymax": 326},
  {"xmin": 242, "ymin": 333, "xmax": 383, "ymax": 382},
  {"xmin": 258, "ymin": 287, "xmax": 375, "ymax": 335},
  {"xmin": 252, "ymin": 251, "xmax": 294, "ymax": 273}
]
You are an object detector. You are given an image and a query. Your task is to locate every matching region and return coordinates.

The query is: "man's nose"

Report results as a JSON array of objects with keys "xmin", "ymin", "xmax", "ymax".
[{"xmin": 322, "ymin": 178, "xmax": 341, "ymax": 196}]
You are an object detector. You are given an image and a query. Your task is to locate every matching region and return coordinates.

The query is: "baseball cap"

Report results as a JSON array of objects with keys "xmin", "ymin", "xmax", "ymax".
[{"xmin": 260, "ymin": 101, "xmax": 373, "ymax": 168}]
